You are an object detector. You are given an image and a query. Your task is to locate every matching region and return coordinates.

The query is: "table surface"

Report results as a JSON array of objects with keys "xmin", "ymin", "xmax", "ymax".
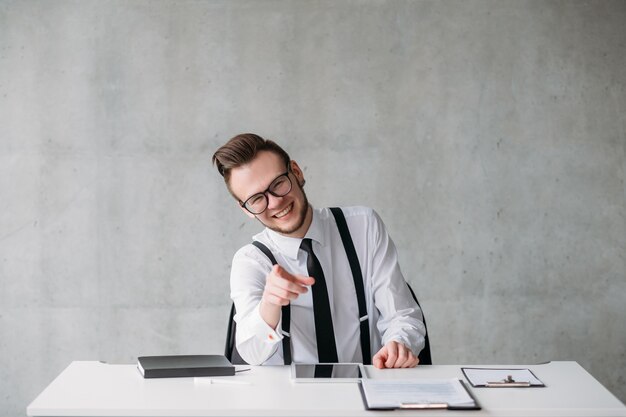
[{"xmin": 27, "ymin": 361, "xmax": 626, "ymax": 417}]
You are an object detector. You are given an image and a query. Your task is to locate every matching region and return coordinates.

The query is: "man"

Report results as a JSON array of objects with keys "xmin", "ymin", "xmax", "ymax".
[{"xmin": 213, "ymin": 133, "xmax": 426, "ymax": 368}]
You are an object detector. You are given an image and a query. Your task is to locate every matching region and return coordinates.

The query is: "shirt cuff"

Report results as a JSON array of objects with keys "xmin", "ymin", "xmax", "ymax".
[{"xmin": 250, "ymin": 303, "xmax": 284, "ymax": 345}]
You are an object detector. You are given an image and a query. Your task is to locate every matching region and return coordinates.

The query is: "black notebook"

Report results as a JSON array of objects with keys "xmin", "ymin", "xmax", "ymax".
[{"xmin": 137, "ymin": 355, "xmax": 235, "ymax": 378}]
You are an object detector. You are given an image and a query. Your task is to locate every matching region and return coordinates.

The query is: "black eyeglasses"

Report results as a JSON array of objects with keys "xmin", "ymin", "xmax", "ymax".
[{"xmin": 240, "ymin": 171, "xmax": 293, "ymax": 214}]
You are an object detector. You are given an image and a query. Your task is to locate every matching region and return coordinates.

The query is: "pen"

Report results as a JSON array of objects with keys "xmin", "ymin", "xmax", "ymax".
[
  {"xmin": 208, "ymin": 378, "xmax": 252, "ymax": 385},
  {"xmin": 193, "ymin": 377, "xmax": 252, "ymax": 385}
]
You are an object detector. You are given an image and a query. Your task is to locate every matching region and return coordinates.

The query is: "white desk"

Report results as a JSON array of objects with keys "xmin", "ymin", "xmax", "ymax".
[{"xmin": 27, "ymin": 361, "xmax": 625, "ymax": 417}]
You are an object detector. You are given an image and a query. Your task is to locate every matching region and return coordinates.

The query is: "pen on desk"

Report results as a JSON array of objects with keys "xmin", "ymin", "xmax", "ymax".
[
  {"xmin": 209, "ymin": 378, "xmax": 252, "ymax": 385},
  {"xmin": 193, "ymin": 377, "xmax": 252, "ymax": 385}
]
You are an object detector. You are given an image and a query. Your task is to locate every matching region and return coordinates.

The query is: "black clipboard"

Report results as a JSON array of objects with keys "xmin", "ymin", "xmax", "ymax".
[{"xmin": 358, "ymin": 379, "xmax": 481, "ymax": 411}]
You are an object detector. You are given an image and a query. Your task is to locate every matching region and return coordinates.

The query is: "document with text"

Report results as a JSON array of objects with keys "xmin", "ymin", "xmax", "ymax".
[{"xmin": 359, "ymin": 378, "xmax": 479, "ymax": 410}]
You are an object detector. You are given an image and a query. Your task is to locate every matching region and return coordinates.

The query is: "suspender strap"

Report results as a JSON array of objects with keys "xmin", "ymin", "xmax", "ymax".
[
  {"xmin": 329, "ymin": 207, "xmax": 372, "ymax": 365},
  {"xmin": 252, "ymin": 240, "xmax": 277, "ymax": 264},
  {"xmin": 251, "ymin": 241, "xmax": 291, "ymax": 365},
  {"xmin": 251, "ymin": 207, "xmax": 371, "ymax": 365}
]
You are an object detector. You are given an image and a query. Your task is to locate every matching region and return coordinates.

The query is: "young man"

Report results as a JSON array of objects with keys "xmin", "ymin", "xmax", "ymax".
[{"xmin": 213, "ymin": 133, "xmax": 426, "ymax": 368}]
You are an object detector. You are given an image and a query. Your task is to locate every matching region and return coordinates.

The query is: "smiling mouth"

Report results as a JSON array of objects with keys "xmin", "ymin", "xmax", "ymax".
[{"xmin": 273, "ymin": 202, "xmax": 293, "ymax": 219}]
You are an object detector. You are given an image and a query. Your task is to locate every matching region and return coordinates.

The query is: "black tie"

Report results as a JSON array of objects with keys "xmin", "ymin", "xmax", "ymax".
[{"xmin": 300, "ymin": 238, "xmax": 339, "ymax": 363}]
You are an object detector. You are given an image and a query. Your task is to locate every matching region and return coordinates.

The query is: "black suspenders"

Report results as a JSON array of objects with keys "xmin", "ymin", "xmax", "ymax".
[
  {"xmin": 252, "ymin": 207, "xmax": 371, "ymax": 365},
  {"xmin": 329, "ymin": 207, "xmax": 371, "ymax": 364}
]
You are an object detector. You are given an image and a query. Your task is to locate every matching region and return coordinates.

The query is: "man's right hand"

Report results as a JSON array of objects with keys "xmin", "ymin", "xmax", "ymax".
[{"xmin": 259, "ymin": 265, "xmax": 315, "ymax": 329}]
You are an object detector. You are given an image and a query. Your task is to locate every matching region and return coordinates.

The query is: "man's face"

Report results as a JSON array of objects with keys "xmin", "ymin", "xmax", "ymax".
[{"xmin": 229, "ymin": 151, "xmax": 311, "ymax": 238}]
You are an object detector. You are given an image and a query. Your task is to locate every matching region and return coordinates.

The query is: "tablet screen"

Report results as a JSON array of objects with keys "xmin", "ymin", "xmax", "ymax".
[{"xmin": 292, "ymin": 364, "xmax": 362, "ymax": 379}]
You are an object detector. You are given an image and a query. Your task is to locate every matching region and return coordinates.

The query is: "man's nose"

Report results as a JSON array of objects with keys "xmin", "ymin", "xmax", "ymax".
[{"xmin": 266, "ymin": 192, "xmax": 284, "ymax": 209}]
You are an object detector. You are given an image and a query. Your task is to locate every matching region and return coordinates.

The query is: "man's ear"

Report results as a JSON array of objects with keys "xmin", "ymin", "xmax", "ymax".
[
  {"xmin": 290, "ymin": 160, "xmax": 306, "ymax": 187},
  {"xmin": 237, "ymin": 200, "xmax": 256, "ymax": 219}
]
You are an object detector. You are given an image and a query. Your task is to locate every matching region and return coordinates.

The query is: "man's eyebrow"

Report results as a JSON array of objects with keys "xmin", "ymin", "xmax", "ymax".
[{"xmin": 244, "ymin": 171, "xmax": 285, "ymax": 199}]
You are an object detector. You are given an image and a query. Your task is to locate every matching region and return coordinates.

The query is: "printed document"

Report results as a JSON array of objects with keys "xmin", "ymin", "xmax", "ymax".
[{"xmin": 360, "ymin": 378, "xmax": 477, "ymax": 409}]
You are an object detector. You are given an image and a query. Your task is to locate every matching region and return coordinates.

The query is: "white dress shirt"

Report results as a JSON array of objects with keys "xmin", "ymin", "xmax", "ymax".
[{"xmin": 230, "ymin": 206, "xmax": 426, "ymax": 365}]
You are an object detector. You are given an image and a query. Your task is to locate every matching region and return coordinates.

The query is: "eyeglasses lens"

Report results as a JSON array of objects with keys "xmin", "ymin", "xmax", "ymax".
[
  {"xmin": 244, "ymin": 174, "xmax": 292, "ymax": 214},
  {"xmin": 270, "ymin": 176, "xmax": 291, "ymax": 196}
]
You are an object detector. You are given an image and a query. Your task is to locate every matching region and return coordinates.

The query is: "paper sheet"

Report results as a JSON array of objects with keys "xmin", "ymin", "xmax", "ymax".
[{"xmin": 360, "ymin": 378, "xmax": 476, "ymax": 408}]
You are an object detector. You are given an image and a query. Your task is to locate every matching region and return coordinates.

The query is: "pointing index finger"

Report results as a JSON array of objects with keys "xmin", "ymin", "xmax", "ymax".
[
  {"xmin": 273, "ymin": 265, "xmax": 314, "ymax": 285},
  {"xmin": 273, "ymin": 264, "xmax": 296, "ymax": 281},
  {"xmin": 293, "ymin": 274, "xmax": 315, "ymax": 286}
]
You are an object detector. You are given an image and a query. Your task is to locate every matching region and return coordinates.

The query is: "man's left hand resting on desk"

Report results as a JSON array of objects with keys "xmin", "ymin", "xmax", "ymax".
[{"xmin": 373, "ymin": 340, "xmax": 419, "ymax": 369}]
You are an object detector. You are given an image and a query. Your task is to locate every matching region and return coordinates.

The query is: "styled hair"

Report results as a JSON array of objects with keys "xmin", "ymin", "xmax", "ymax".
[{"xmin": 212, "ymin": 133, "xmax": 291, "ymax": 185}]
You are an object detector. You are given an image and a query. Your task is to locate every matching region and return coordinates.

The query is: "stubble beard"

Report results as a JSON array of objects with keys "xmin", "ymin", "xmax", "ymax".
[{"xmin": 258, "ymin": 188, "xmax": 310, "ymax": 236}]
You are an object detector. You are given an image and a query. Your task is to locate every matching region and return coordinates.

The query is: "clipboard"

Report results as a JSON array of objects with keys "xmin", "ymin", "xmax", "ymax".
[
  {"xmin": 358, "ymin": 378, "xmax": 481, "ymax": 411},
  {"xmin": 461, "ymin": 367, "xmax": 546, "ymax": 388}
]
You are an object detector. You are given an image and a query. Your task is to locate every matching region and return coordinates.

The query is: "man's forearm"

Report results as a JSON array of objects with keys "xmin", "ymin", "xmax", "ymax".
[{"xmin": 259, "ymin": 299, "xmax": 281, "ymax": 329}]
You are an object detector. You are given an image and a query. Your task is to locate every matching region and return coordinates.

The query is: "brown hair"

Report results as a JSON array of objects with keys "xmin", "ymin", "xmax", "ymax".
[{"xmin": 212, "ymin": 133, "xmax": 291, "ymax": 185}]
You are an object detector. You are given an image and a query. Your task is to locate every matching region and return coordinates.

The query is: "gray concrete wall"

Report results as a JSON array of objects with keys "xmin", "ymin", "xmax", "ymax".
[{"xmin": 1, "ymin": 0, "xmax": 625, "ymax": 415}]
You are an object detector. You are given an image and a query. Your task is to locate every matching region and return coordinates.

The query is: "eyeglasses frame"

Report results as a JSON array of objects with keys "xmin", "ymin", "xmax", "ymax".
[{"xmin": 239, "ymin": 166, "xmax": 293, "ymax": 215}]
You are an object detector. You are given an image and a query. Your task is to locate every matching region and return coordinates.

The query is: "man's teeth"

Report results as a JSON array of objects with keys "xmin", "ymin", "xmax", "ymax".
[{"xmin": 275, "ymin": 204, "xmax": 292, "ymax": 218}]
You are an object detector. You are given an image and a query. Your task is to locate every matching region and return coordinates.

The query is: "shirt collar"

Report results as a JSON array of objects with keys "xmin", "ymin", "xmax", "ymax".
[{"xmin": 265, "ymin": 206, "xmax": 326, "ymax": 260}]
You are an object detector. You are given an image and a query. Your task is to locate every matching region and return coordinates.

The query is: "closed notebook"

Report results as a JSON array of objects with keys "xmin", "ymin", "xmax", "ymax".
[{"xmin": 137, "ymin": 355, "xmax": 235, "ymax": 378}]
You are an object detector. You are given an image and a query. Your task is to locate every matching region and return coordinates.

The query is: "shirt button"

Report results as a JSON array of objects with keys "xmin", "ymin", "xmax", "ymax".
[{"xmin": 268, "ymin": 334, "xmax": 274, "ymax": 340}]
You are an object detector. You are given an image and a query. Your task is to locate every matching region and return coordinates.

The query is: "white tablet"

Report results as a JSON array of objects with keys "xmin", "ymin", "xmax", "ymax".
[{"xmin": 290, "ymin": 363, "xmax": 364, "ymax": 383}]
